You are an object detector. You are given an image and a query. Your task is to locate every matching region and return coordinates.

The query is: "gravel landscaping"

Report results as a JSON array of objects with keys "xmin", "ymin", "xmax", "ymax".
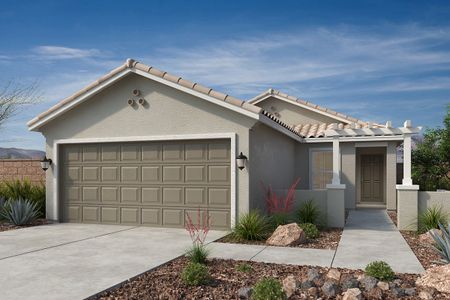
[
  {"xmin": 387, "ymin": 211, "xmax": 442, "ymax": 270},
  {"xmin": 93, "ymin": 257, "xmax": 449, "ymax": 300},
  {"xmin": 217, "ymin": 227, "xmax": 342, "ymax": 250},
  {"xmin": 0, "ymin": 219, "xmax": 48, "ymax": 232}
]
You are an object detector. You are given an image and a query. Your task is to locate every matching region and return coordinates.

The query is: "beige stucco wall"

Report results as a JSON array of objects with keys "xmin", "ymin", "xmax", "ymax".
[
  {"xmin": 255, "ymin": 97, "xmax": 339, "ymax": 126},
  {"xmin": 40, "ymin": 73, "xmax": 258, "ymax": 221},
  {"xmin": 249, "ymin": 123, "xmax": 297, "ymax": 212},
  {"xmin": 418, "ymin": 191, "xmax": 450, "ymax": 216}
]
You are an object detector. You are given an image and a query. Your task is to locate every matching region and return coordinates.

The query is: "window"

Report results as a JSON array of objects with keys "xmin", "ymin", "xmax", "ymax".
[{"xmin": 310, "ymin": 149, "xmax": 333, "ymax": 189}]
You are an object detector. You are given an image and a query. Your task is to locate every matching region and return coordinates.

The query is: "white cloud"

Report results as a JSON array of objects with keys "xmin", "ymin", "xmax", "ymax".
[{"xmin": 32, "ymin": 46, "xmax": 103, "ymax": 60}]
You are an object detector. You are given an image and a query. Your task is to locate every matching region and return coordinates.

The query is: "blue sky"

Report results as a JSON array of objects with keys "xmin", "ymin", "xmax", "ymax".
[{"xmin": 1, "ymin": 0, "xmax": 450, "ymax": 150}]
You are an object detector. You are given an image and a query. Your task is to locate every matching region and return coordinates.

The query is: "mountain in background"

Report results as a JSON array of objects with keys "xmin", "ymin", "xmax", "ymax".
[{"xmin": 0, "ymin": 147, "xmax": 45, "ymax": 159}]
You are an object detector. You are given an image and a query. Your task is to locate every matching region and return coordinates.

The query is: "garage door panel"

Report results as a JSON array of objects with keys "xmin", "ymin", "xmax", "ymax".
[
  {"xmin": 209, "ymin": 210, "xmax": 230, "ymax": 229},
  {"xmin": 61, "ymin": 139, "xmax": 231, "ymax": 229}
]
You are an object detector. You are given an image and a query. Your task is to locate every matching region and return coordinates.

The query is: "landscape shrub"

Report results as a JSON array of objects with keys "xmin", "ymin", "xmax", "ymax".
[
  {"xmin": 252, "ymin": 277, "xmax": 285, "ymax": 300},
  {"xmin": 365, "ymin": 261, "xmax": 395, "ymax": 281},
  {"xmin": 181, "ymin": 262, "xmax": 210, "ymax": 286},
  {"xmin": 418, "ymin": 206, "xmax": 448, "ymax": 233},
  {"xmin": 236, "ymin": 263, "xmax": 253, "ymax": 273},
  {"xmin": 430, "ymin": 222, "xmax": 450, "ymax": 264},
  {"xmin": 0, "ymin": 180, "xmax": 45, "ymax": 218},
  {"xmin": 298, "ymin": 200, "xmax": 320, "ymax": 225},
  {"xmin": 0, "ymin": 198, "xmax": 39, "ymax": 225},
  {"xmin": 232, "ymin": 210, "xmax": 271, "ymax": 241},
  {"xmin": 299, "ymin": 223, "xmax": 320, "ymax": 239},
  {"xmin": 269, "ymin": 212, "xmax": 290, "ymax": 229},
  {"xmin": 185, "ymin": 243, "xmax": 209, "ymax": 264}
]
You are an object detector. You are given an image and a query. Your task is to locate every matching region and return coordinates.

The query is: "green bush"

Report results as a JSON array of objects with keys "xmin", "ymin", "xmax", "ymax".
[
  {"xmin": 269, "ymin": 212, "xmax": 290, "ymax": 229},
  {"xmin": 365, "ymin": 261, "xmax": 395, "ymax": 281},
  {"xmin": 252, "ymin": 277, "xmax": 285, "ymax": 300},
  {"xmin": 0, "ymin": 180, "xmax": 45, "ymax": 218},
  {"xmin": 0, "ymin": 198, "xmax": 39, "ymax": 225},
  {"xmin": 185, "ymin": 244, "xmax": 209, "ymax": 264},
  {"xmin": 181, "ymin": 262, "xmax": 210, "ymax": 286},
  {"xmin": 232, "ymin": 210, "xmax": 271, "ymax": 241},
  {"xmin": 418, "ymin": 206, "xmax": 448, "ymax": 233},
  {"xmin": 299, "ymin": 223, "xmax": 320, "ymax": 239},
  {"xmin": 236, "ymin": 263, "xmax": 253, "ymax": 273},
  {"xmin": 298, "ymin": 200, "xmax": 320, "ymax": 224}
]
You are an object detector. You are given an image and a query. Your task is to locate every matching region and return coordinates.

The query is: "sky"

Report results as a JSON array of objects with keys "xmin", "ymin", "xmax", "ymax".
[{"xmin": 0, "ymin": 0, "xmax": 450, "ymax": 150}]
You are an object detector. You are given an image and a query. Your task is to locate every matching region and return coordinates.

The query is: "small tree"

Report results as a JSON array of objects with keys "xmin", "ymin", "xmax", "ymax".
[{"xmin": 412, "ymin": 105, "xmax": 450, "ymax": 191}]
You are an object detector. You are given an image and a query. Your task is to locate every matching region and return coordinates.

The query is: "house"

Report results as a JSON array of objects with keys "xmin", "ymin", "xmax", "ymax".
[{"xmin": 28, "ymin": 59, "xmax": 421, "ymax": 230}]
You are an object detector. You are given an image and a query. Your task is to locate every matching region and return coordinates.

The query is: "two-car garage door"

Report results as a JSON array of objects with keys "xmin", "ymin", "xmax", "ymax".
[{"xmin": 61, "ymin": 139, "xmax": 231, "ymax": 229}]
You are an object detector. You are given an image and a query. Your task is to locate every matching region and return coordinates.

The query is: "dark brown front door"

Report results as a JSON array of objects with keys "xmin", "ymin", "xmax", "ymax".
[{"xmin": 360, "ymin": 154, "xmax": 384, "ymax": 203}]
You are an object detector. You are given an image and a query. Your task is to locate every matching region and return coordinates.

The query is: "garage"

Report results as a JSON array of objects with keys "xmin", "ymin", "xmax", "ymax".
[{"xmin": 61, "ymin": 139, "xmax": 231, "ymax": 229}]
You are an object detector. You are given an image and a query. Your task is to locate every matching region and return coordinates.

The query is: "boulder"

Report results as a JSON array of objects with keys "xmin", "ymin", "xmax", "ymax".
[
  {"xmin": 404, "ymin": 287, "xmax": 416, "ymax": 296},
  {"xmin": 367, "ymin": 287, "xmax": 383, "ymax": 299},
  {"xmin": 391, "ymin": 287, "xmax": 405, "ymax": 297},
  {"xmin": 238, "ymin": 287, "xmax": 253, "ymax": 299},
  {"xmin": 359, "ymin": 275, "xmax": 378, "ymax": 291},
  {"xmin": 341, "ymin": 274, "xmax": 359, "ymax": 290},
  {"xmin": 376, "ymin": 281, "xmax": 389, "ymax": 291},
  {"xmin": 307, "ymin": 268, "xmax": 321, "ymax": 282},
  {"xmin": 342, "ymin": 288, "xmax": 362, "ymax": 300},
  {"xmin": 416, "ymin": 264, "xmax": 450, "ymax": 293},
  {"xmin": 419, "ymin": 229, "xmax": 441, "ymax": 245},
  {"xmin": 282, "ymin": 275, "xmax": 299, "ymax": 298},
  {"xmin": 326, "ymin": 268, "xmax": 341, "ymax": 282},
  {"xmin": 418, "ymin": 290, "xmax": 434, "ymax": 300},
  {"xmin": 321, "ymin": 281, "xmax": 340, "ymax": 298},
  {"xmin": 266, "ymin": 223, "xmax": 305, "ymax": 246},
  {"xmin": 301, "ymin": 280, "xmax": 314, "ymax": 289},
  {"xmin": 307, "ymin": 287, "xmax": 318, "ymax": 298}
]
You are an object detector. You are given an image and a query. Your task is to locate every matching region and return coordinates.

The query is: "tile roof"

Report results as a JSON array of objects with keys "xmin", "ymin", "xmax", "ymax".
[{"xmin": 249, "ymin": 88, "xmax": 384, "ymax": 127}]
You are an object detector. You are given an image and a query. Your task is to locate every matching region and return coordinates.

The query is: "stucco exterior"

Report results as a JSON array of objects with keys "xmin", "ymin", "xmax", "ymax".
[{"xmin": 41, "ymin": 73, "xmax": 258, "ymax": 221}]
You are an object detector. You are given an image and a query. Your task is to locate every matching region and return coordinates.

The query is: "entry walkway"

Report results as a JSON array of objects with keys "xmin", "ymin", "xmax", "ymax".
[
  {"xmin": 332, "ymin": 209, "xmax": 424, "ymax": 274},
  {"xmin": 209, "ymin": 209, "xmax": 424, "ymax": 274}
]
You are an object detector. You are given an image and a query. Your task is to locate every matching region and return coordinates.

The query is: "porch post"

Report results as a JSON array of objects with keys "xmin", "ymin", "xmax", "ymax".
[
  {"xmin": 331, "ymin": 136, "xmax": 341, "ymax": 185},
  {"xmin": 402, "ymin": 132, "xmax": 413, "ymax": 186}
]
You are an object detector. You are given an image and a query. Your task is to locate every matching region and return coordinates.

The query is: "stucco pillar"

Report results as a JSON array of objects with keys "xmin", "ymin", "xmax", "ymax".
[
  {"xmin": 402, "ymin": 130, "xmax": 413, "ymax": 186},
  {"xmin": 332, "ymin": 136, "xmax": 341, "ymax": 185},
  {"xmin": 326, "ymin": 184, "xmax": 346, "ymax": 228},
  {"xmin": 396, "ymin": 185, "xmax": 419, "ymax": 230}
]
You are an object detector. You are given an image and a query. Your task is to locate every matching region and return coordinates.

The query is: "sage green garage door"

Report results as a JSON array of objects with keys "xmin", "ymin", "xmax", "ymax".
[{"xmin": 61, "ymin": 139, "xmax": 231, "ymax": 229}]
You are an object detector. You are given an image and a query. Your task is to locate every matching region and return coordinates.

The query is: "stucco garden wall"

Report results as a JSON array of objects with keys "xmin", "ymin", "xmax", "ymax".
[
  {"xmin": 0, "ymin": 159, "xmax": 45, "ymax": 183},
  {"xmin": 418, "ymin": 191, "xmax": 450, "ymax": 215}
]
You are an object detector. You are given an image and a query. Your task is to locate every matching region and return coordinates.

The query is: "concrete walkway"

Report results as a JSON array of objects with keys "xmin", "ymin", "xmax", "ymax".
[
  {"xmin": 333, "ymin": 209, "xmax": 424, "ymax": 274},
  {"xmin": 0, "ymin": 223, "xmax": 225, "ymax": 300},
  {"xmin": 210, "ymin": 209, "xmax": 424, "ymax": 274}
]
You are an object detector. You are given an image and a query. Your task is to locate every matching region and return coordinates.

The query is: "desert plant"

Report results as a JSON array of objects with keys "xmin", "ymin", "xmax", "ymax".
[
  {"xmin": 0, "ymin": 180, "xmax": 46, "ymax": 217},
  {"xmin": 0, "ymin": 198, "xmax": 39, "ymax": 225},
  {"xmin": 232, "ymin": 210, "xmax": 271, "ymax": 241},
  {"xmin": 298, "ymin": 200, "xmax": 320, "ymax": 224},
  {"xmin": 261, "ymin": 178, "xmax": 300, "ymax": 215},
  {"xmin": 186, "ymin": 243, "xmax": 209, "ymax": 264},
  {"xmin": 252, "ymin": 277, "xmax": 285, "ymax": 300},
  {"xmin": 418, "ymin": 206, "xmax": 448, "ymax": 233},
  {"xmin": 299, "ymin": 223, "xmax": 320, "ymax": 239},
  {"xmin": 181, "ymin": 262, "xmax": 210, "ymax": 286},
  {"xmin": 365, "ymin": 261, "xmax": 395, "ymax": 281},
  {"xmin": 269, "ymin": 212, "xmax": 290, "ymax": 229},
  {"xmin": 236, "ymin": 263, "xmax": 253, "ymax": 273},
  {"xmin": 0, "ymin": 196, "xmax": 5, "ymax": 221},
  {"xmin": 430, "ymin": 222, "xmax": 450, "ymax": 264}
]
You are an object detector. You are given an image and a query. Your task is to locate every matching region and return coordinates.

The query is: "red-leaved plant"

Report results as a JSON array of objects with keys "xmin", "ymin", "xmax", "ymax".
[
  {"xmin": 261, "ymin": 177, "xmax": 301, "ymax": 214},
  {"xmin": 185, "ymin": 209, "xmax": 211, "ymax": 246}
]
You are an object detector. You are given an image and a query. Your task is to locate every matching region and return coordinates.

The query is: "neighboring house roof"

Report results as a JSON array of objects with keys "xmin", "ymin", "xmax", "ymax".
[
  {"xmin": 27, "ymin": 59, "xmax": 303, "ymax": 139},
  {"xmin": 248, "ymin": 88, "xmax": 384, "ymax": 128}
]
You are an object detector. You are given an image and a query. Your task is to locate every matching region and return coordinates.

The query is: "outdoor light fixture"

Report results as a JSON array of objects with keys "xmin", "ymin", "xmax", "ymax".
[
  {"xmin": 236, "ymin": 152, "xmax": 247, "ymax": 170},
  {"xmin": 40, "ymin": 156, "xmax": 52, "ymax": 171}
]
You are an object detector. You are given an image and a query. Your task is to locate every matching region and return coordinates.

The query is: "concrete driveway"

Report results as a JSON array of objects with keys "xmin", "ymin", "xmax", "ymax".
[{"xmin": 0, "ymin": 223, "xmax": 225, "ymax": 300}]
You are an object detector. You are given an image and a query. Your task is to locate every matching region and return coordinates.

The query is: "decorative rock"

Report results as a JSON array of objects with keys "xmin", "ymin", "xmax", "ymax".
[
  {"xmin": 367, "ymin": 287, "xmax": 383, "ymax": 299},
  {"xmin": 404, "ymin": 287, "xmax": 416, "ymax": 296},
  {"xmin": 377, "ymin": 281, "xmax": 389, "ymax": 291},
  {"xmin": 359, "ymin": 275, "xmax": 378, "ymax": 291},
  {"xmin": 307, "ymin": 287, "xmax": 318, "ymax": 298},
  {"xmin": 307, "ymin": 268, "xmax": 321, "ymax": 282},
  {"xmin": 238, "ymin": 287, "xmax": 253, "ymax": 299},
  {"xmin": 326, "ymin": 268, "xmax": 341, "ymax": 282},
  {"xmin": 419, "ymin": 290, "xmax": 434, "ymax": 300},
  {"xmin": 301, "ymin": 280, "xmax": 314, "ymax": 289},
  {"xmin": 321, "ymin": 281, "xmax": 339, "ymax": 298},
  {"xmin": 419, "ymin": 229, "xmax": 441, "ymax": 245},
  {"xmin": 416, "ymin": 264, "xmax": 450, "ymax": 293},
  {"xmin": 342, "ymin": 288, "xmax": 362, "ymax": 300},
  {"xmin": 282, "ymin": 275, "xmax": 299, "ymax": 298},
  {"xmin": 392, "ymin": 287, "xmax": 405, "ymax": 297},
  {"xmin": 341, "ymin": 275, "xmax": 359, "ymax": 290},
  {"xmin": 266, "ymin": 223, "xmax": 305, "ymax": 246}
]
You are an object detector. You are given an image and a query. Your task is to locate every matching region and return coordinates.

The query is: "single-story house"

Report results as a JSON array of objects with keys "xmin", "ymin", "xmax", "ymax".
[{"xmin": 28, "ymin": 59, "xmax": 421, "ymax": 230}]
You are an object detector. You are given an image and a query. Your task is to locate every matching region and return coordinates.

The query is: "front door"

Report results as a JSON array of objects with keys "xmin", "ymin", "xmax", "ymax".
[{"xmin": 360, "ymin": 154, "xmax": 384, "ymax": 203}]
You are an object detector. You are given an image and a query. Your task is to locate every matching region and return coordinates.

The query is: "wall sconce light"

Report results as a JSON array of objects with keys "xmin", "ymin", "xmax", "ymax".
[
  {"xmin": 236, "ymin": 152, "xmax": 248, "ymax": 170},
  {"xmin": 40, "ymin": 156, "xmax": 52, "ymax": 171}
]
